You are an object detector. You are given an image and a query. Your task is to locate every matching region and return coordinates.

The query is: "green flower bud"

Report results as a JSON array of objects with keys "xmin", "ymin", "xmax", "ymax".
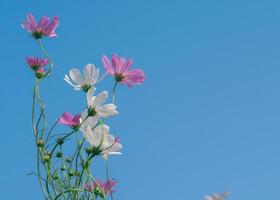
[
  {"xmin": 56, "ymin": 151, "xmax": 63, "ymax": 158},
  {"xmin": 85, "ymin": 147, "xmax": 94, "ymax": 154},
  {"xmin": 60, "ymin": 165, "xmax": 66, "ymax": 171},
  {"xmin": 68, "ymin": 169, "xmax": 74, "ymax": 177},
  {"xmin": 74, "ymin": 170, "xmax": 80, "ymax": 177},
  {"xmin": 53, "ymin": 175, "xmax": 59, "ymax": 180},
  {"xmin": 43, "ymin": 155, "xmax": 50, "ymax": 163},
  {"xmin": 56, "ymin": 137, "xmax": 64, "ymax": 145},
  {"xmin": 65, "ymin": 157, "xmax": 72, "ymax": 163},
  {"xmin": 94, "ymin": 187, "xmax": 104, "ymax": 198}
]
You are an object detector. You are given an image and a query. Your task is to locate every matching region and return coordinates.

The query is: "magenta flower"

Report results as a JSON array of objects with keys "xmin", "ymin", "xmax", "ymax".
[
  {"xmin": 58, "ymin": 112, "xmax": 81, "ymax": 127},
  {"xmin": 102, "ymin": 54, "xmax": 146, "ymax": 87},
  {"xmin": 26, "ymin": 57, "xmax": 48, "ymax": 71},
  {"xmin": 35, "ymin": 67, "xmax": 47, "ymax": 79},
  {"xmin": 21, "ymin": 12, "xmax": 59, "ymax": 39},
  {"xmin": 85, "ymin": 180, "xmax": 117, "ymax": 195}
]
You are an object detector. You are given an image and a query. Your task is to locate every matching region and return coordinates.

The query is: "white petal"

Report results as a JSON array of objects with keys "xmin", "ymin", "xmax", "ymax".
[
  {"xmin": 94, "ymin": 91, "xmax": 108, "ymax": 107},
  {"xmin": 64, "ymin": 75, "xmax": 82, "ymax": 90},
  {"xmin": 96, "ymin": 104, "xmax": 118, "ymax": 118},
  {"xmin": 87, "ymin": 88, "xmax": 96, "ymax": 107},
  {"xmin": 69, "ymin": 68, "xmax": 84, "ymax": 85}
]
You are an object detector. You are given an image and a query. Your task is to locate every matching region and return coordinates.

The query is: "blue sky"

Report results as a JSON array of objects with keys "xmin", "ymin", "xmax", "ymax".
[{"xmin": 0, "ymin": 0, "xmax": 280, "ymax": 199}]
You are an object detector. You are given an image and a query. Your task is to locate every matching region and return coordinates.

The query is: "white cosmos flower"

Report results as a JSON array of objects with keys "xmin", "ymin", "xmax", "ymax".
[
  {"xmin": 81, "ymin": 123, "xmax": 122, "ymax": 157},
  {"xmin": 64, "ymin": 63, "xmax": 99, "ymax": 92},
  {"xmin": 86, "ymin": 88, "xmax": 118, "ymax": 118},
  {"xmin": 204, "ymin": 192, "xmax": 230, "ymax": 200}
]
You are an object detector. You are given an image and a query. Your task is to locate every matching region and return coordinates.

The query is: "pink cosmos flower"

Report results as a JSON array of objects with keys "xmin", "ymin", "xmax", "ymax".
[
  {"xmin": 58, "ymin": 112, "xmax": 81, "ymax": 127},
  {"xmin": 26, "ymin": 57, "xmax": 48, "ymax": 71},
  {"xmin": 21, "ymin": 12, "xmax": 59, "ymax": 39},
  {"xmin": 102, "ymin": 54, "xmax": 146, "ymax": 87},
  {"xmin": 85, "ymin": 180, "xmax": 117, "ymax": 195}
]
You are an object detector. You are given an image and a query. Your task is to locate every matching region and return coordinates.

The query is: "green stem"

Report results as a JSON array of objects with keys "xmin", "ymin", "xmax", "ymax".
[
  {"xmin": 36, "ymin": 149, "xmax": 49, "ymax": 199},
  {"xmin": 37, "ymin": 39, "xmax": 54, "ymax": 76},
  {"xmin": 112, "ymin": 81, "xmax": 118, "ymax": 105},
  {"xmin": 106, "ymin": 160, "xmax": 114, "ymax": 200},
  {"xmin": 50, "ymin": 130, "xmax": 76, "ymax": 156}
]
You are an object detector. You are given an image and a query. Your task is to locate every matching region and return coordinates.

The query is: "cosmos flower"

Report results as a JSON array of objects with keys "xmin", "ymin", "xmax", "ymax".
[
  {"xmin": 21, "ymin": 12, "xmax": 59, "ymax": 39},
  {"xmin": 64, "ymin": 64, "xmax": 99, "ymax": 92},
  {"xmin": 26, "ymin": 57, "xmax": 48, "ymax": 71},
  {"xmin": 58, "ymin": 112, "xmax": 81, "ymax": 127},
  {"xmin": 204, "ymin": 192, "xmax": 230, "ymax": 200},
  {"xmin": 85, "ymin": 180, "xmax": 117, "ymax": 195},
  {"xmin": 102, "ymin": 54, "xmax": 146, "ymax": 87},
  {"xmin": 86, "ymin": 88, "xmax": 118, "ymax": 118},
  {"xmin": 81, "ymin": 122, "xmax": 122, "ymax": 157}
]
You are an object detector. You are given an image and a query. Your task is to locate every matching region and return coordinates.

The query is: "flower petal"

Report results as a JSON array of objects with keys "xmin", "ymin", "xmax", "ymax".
[
  {"xmin": 94, "ymin": 91, "xmax": 108, "ymax": 107},
  {"xmin": 102, "ymin": 55, "xmax": 115, "ymax": 75},
  {"xmin": 69, "ymin": 68, "xmax": 83, "ymax": 85}
]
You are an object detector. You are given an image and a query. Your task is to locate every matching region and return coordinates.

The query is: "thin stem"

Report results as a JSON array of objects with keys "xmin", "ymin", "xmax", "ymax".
[
  {"xmin": 37, "ymin": 39, "xmax": 54, "ymax": 76},
  {"xmin": 50, "ymin": 130, "xmax": 76, "ymax": 156},
  {"xmin": 54, "ymin": 189, "xmax": 84, "ymax": 200},
  {"xmin": 112, "ymin": 81, "xmax": 118, "ymax": 105},
  {"xmin": 106, "ymin": 160, "xmax": 114, "ymax": 200},
  {"xmin": 45, "ymin": 119, "xmax": 59, "ymax": 144},
  {"xmin": 37, "ymin": 149, "xmax": 49, "ymax": 199}
]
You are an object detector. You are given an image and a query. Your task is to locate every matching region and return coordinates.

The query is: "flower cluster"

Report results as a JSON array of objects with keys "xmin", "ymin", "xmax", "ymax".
[
  {"xmin": 22, "ymin": 12, "xmax": 229, "ymax": 200},
  {"xmin": 22, "ymin": 12, "xmax": 145, "ymax": 200}
]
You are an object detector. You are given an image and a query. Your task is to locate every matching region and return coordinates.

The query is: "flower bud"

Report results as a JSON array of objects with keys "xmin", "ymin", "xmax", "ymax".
[
  {"xmin": 74, "ymin": 170, "xmax": 80, "ymax": 177},
  {"xmin": 56, "ymin": 151, "xmax": 63, "ymax": 158},
  {"xmin": 68, "ymin": 169, "xmax": 74, "ymax": 177},
  {"xmin": 53, "ymin": 175, "xmax": 59, "ymax": 180},
  {"xmin": 94, "ymin": 187, "xmax": 104, "ymax": 198},
  {"xmin": 60, "ymin": 165, "xmax": 66, "ymax": 171},
  {"xmin": 85, "ymin": 147, "xmax": 94, "ymax": 154},
  {"xmin": 56, "ymin": 137, "xmax": 64, "ymax": 145},
  {"xmin": 43, "ymin": 155, "xmax": 50, "ymax": 163},
  {"xmin": 65, "ymin": 157, "xmax": 72, "ymax": 163},
  {"xmin": 36, "ymin": 139, "xmax": 44, "ymax": 148}
]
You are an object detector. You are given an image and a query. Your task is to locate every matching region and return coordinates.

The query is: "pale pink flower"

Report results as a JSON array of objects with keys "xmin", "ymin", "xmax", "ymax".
[
  {"xmin": 21, "ymin": 12, "xmax": 59, "ymax": 39},
  {"xmin": 58, "ymin": 112, "xmax": 81, "ymax": 127},
  {"xmin": 85, "ymin": 180, "xmax": 117, "ymax": 195},
  {"xmin": 204, "ymin": 192, "xmax": 230, "ymax": 200},
  {"xmin": 26, "ymin": 57, "xmax": 48, "ymax": 71},
  {"xmin": 102, "ymin": 54, "xmax": 146, "ymax": 87}
]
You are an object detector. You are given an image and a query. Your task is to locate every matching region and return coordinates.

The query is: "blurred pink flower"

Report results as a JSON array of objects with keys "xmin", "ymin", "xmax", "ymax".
[
  {"xmin": 58, "ymin": 112, "xmax": 81, "ymax": 126},
  {"xmin": 26, "ymin": 57, "xmax": 48, "ymax": 71},
  {"xmin": 21, "ymin": 12, "xmax": 59, "ymax": 39},
  {"xmin": 85, "ymin": 180, "xmax": 117, "ymax": 195},
  {"xmin": 102, "ymin": 54, "xmax": 146, "ymax": 87},
  {"xmin": 204, "ymin": 192, "xmax": 230, "ymax": 200}
]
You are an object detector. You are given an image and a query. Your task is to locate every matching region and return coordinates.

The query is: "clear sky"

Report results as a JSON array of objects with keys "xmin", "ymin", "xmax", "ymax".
[{"xmin": 0, "ymin": 0, "xmax": 280, "ymax": 199}]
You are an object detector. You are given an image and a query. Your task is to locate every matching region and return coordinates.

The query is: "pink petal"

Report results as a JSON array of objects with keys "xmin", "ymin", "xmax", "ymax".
[
  {"xmin": 102, "ymin": 55, "xmax": 115, "ymax": 75},
  {"xmin": 37, "ymin": 16, "xmax": 50, "ymax": 31},
  {"xmin": 115, "ymin": 57, "xmax": 126, "ymax": 74},
  {"xmin": 58, "ymin": 112, "xmax": 75, "ymax": 126},
  {"xmin": 112, "ymin": 54, "xmax": 120, "ymax": 71},
  {"xmin": 122, "ymin": 69, "xmax": 146, "ymax": 87},
  {"xmin": 120, "ymin": 58, "xmax": 133, "ymax": 74},
  {"xmin": 44, "ymin": 16, "xmax": 59, "ymax": 37},
  {"xmin": 27, "ymin": 13, "xmax": 37, "ymax": 30},
  {"xmin": 72, "ymin": 114, "xmax": 81, "ymax": 125}
]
